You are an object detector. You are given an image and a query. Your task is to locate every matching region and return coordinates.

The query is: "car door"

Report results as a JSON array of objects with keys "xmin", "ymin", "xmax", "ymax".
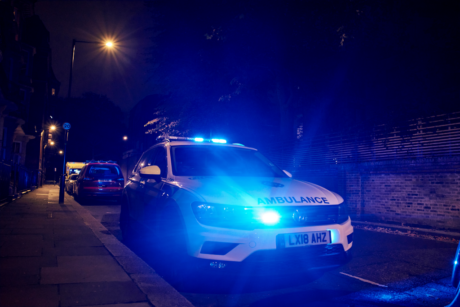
[
  {"xmin": 141, "ymin": 146, "xmax": 168, "ymax": 228},
  {"xmin": 126, "ymin": 148, "xmax": 157, "ymax": 223}
]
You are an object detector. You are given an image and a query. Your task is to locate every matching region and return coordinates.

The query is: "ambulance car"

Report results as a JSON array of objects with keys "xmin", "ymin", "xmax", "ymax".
[{"xmin": 120, "ymin": 136, "xmax": 353, "ymax": 279}]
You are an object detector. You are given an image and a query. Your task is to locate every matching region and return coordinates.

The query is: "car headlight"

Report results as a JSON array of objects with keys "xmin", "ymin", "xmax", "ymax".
[
  {"xmin": 192, "ymin": 202, "xmax": 349, "ymax": 229},
  {"xmin": 191, "ymin": 203, "xmax": 280, "ymax": 229},
  {"xmin": 337, "ymin": 204, "xmax": 349, "ymax": 224}
]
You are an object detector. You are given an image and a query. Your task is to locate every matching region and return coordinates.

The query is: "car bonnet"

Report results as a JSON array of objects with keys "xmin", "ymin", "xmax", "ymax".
[{"xmin": 174, "ymin": 176, "xmax": 343, "ymax": 206}]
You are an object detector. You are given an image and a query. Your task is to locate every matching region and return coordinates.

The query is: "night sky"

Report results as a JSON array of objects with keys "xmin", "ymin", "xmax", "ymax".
[
  {"xmin": 33, "ymin": 0, "xmax": 460, "ymax": 145},
  {"xmin": 35, "ymin": 0, "xmax": 153, "ymax": 115}
]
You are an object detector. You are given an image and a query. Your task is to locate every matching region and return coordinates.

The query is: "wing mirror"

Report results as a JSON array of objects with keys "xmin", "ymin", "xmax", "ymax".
[
  {"xmin": 139, "ymin": 165, "xmax": 161, "ymax": 181},
  {"xmin": 283, "ymin": 170, "xmax": 292, "ymax": 178}
]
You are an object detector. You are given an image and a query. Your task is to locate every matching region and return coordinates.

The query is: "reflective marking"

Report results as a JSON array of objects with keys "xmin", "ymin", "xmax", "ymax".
[{"xmin": 339, "ymin": 272, "xmax": 388, "ymax": 287}]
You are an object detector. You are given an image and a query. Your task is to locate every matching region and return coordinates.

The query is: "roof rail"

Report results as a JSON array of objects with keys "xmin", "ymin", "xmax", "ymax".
[
  {"xmin": 85, "ymin": 160, "xmax": 117, "ymax": 164},
  {"xmin": 156, "ymin": 135, "xmax": 228, "ymax": 144}
]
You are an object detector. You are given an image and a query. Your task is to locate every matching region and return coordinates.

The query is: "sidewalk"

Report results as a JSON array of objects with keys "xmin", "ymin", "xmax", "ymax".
[{"xmin": 0, "ymin": 185, "xmax": 193, "ymax": 307}]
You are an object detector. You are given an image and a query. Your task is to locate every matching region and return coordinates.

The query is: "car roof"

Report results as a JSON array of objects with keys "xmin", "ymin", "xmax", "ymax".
[{"xmin": 157, "ymin": 141, "xmax": 257, "ymax": 151}]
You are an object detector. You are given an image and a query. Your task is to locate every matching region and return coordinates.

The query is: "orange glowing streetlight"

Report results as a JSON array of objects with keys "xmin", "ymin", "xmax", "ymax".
[
  {"xmin": 105, "ymin": 41, "xmax": 114, "ymax": 48},
  {"xmin": 50, "ymin": 125, "xmax": 56, "ymax": 131},
  {"xmin": 59, "ymin": 150, "xmax": 63, "ymax": 154},
  {"xmin": 50, "ymin": 141, "xmax": 55, "ymax": 146},
  {"xmin": 123, "ymin": 136, "xmax": 128, "ymax": 141}
]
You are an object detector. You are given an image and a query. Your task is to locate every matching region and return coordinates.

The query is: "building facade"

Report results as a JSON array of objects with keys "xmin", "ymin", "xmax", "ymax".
[{"xmin": 0, "ymin": 0, "xmax": 59, "ymax": 200}]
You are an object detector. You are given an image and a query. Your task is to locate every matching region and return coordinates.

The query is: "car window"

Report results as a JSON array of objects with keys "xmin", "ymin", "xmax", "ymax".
[
  {"xmin": 87, "ymin": 165, "xmax": 122, "ymax": 179},
  {"xmin": 134, "ymin": 152, "xmax": 150, "ymax": 173},
  {"xmin": 151, "ymin": 147, "xmax": 168, "ymax": 178},
  {"xmin": 171, "ymin": 146, "xmax": 287, "ymax": 177}
]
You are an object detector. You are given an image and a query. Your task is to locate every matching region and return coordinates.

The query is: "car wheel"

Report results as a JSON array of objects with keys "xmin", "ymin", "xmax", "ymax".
[{"xmin": 119, "ymin": 197, "xmax": 136, "ymax": 242}]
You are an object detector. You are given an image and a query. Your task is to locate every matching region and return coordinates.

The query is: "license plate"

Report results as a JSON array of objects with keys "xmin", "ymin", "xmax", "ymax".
[{"xmin": 284, "ymin": 231, "xmax": 330, "ymax": 248}]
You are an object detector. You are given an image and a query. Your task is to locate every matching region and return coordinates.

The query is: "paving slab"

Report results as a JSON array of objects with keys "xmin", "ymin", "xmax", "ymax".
[
  {"xmin": 0, "ymin": 272, "xmax": 40, "ymax": 286},
  {"xmin": 1, "ymin": 185, "xmax": 193, "ymax": 307},
  {"xmin": 42, "ymin": 246, "xmax": 110, "ymax": 256},
  {"xmin": 81, "ymin": 304, "xmax": 151, "ymax": 307},
  {"xmin": 11, "ymin": 228, "xmax": 53, "ymax": 235},
  {"xmin": 54, "ymin": 234, "xmax": 104, "ymax": 247},
  {"xmin": 60, "ymin": 281, "xmax": 147, "ymax": 307},
  {"xmin": 41, "ymin": 255, "xmax": 131, "ymax": 284},
  {"xmin": 0, "ymin": 285, "xmax": 59, "ymax": 307},
  {"xmin": 0, "ymin": 242, "xmax": 42, "ymax": 257}
]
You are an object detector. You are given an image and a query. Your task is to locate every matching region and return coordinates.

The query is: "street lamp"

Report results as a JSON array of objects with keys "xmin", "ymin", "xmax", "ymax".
[
  {"xmin": 123, "ymin": 136, "xmax": 128, "ymax": 141},
  {"xmin": 50, "ymin": 141, "xmax": 55, "ymax": 146},
  {"xmin": 59, "ymin": 150, "xmax": 63, "ymax": 154},
  {"xmin": 67, "ymin": 39, "xmax": 115, "ymax": 99},
  {"xmin": 50, "ymin": 125, "xmax": 56, "ymax": 131}
]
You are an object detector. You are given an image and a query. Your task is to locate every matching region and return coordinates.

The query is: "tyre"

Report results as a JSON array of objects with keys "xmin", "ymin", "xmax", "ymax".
[{"xmin": 119, "ymin": 197, "xmax": 136, "ymax": 242}]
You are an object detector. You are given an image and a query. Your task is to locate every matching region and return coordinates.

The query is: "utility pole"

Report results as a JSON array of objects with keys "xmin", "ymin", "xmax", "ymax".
[{"xmin": 59, "ymin": 123, "xmax": 71, "ymax": 204}]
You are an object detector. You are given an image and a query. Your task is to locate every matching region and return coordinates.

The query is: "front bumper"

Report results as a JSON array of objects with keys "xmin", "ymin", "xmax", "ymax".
[
  {"xmin": 190, "ymin": 242, "xmax": 352, "ymax": 275},
  {"xmin": 186, "ymin": 217, "xmax": 354, "ymax": 267}
]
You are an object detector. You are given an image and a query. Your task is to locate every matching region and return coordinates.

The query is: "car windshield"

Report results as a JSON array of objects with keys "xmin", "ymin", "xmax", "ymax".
[
  {"xmin": 87, "ymin": 165, "xmax": 122, "ymax": 179},
  {"xmin": 171, "ymin": 146, "xmax": 287, "ymax": 177}
]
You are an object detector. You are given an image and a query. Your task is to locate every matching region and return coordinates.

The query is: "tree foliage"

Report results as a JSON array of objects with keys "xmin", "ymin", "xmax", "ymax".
[{"xmin": 145, "ymin": 0, "xmax": 460, "ymax": 145}]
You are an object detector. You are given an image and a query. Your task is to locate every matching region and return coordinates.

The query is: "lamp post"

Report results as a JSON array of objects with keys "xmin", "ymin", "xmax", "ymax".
[
  {"xmin": 61, "ymin": 39, "xmax": 113, "ymax": 203},
  {"xmin": 67, "ymin": 39, "xmax": 114, "ymax": 99},
  {"xmin": 59, "ymin": 122, "xmax": 71, "ymax": 204}
]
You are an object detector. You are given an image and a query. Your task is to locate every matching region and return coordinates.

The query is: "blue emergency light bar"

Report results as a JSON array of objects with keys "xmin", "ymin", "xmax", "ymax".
[{"xmin": 158, "ymin": 136, "xmax": 228, "ymax": 144}]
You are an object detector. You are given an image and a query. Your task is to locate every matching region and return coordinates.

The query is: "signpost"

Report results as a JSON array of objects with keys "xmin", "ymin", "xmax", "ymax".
[{"xmin": 59, "ymin": 123, "xmax": 71, "ymax": 204}]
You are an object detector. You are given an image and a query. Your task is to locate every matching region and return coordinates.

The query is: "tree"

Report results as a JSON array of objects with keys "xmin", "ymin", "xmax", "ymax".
[{"xmin": 144, "ymin": 0, "xmax": 460, "ymax": 144}]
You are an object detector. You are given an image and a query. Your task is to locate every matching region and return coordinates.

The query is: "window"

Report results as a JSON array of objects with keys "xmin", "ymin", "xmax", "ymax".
[
  {"xmin": 151, "ymin": 147, "xmax": 168, "ymax": 178},
  {"xmin": 87, "ymin": 165, "xmax": 122, "ymax": 179},
  {"xmin": 134, "ymin": 151, "xmax": 150, "ymax": 173},
  {"xmin": 171, "ymin": 146, "xmax": 287, "ymax": 177}
]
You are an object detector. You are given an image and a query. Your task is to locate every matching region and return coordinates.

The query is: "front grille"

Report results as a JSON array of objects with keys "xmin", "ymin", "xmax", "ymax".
[{"xmin": 275, "ymin": 205, "xmax": 339, "ymax": 227}]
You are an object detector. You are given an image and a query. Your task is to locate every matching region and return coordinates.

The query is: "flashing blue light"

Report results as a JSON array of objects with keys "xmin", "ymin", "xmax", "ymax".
[
  {"xmin": 455, "ymin": 260, "xmax": 458, "ymax": 265},
  {"xmin": 261, "ymin": 211, "xmax": 280, "ymax": 225},
  {"xmin": 211, "ymin": 139, "xmax": 227, "ymax": 144},
  {"xmin": 194, "ymin": 138, "xmax": 204, "ymax": 142}
]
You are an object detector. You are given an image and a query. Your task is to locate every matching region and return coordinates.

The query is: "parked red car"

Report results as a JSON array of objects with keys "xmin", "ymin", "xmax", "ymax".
[{"xmin": 74, "ymin": 161, "xmax": 124, "ymax": 202}]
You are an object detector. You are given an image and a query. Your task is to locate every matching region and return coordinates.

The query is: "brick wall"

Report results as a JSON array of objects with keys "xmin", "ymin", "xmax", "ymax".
[{"xmin": 344, "ymin": 159, "xmax": 460, "ymax": 231}]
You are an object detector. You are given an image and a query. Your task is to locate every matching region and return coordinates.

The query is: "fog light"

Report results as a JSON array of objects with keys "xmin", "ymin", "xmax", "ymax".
[
  {"xmin": 209, "ymin": 261, "xmax": 226, "ymax": 269},
  {"xmin": 261, "ymin": 211, "xmax": 280, "ymax": 225}
]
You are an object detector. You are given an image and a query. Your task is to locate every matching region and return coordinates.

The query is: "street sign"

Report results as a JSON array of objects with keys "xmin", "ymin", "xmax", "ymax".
[{"xmin": 63, "ymin": 123, "xmax": 71, "ymax": 130}]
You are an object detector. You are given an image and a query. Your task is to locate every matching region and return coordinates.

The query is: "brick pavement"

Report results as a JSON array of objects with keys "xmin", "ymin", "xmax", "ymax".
[{"xmin": 0, "ymin": 185, "xmax": 193, "ymax": 307}]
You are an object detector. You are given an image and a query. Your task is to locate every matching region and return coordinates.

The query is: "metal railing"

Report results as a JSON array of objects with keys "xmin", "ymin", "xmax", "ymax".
[
  {"xmin": 261, "ymin": 112, "xmax": 460, "ymax": 170},
  {"xmin": 0, "ymin": 161, "xmax": 39, "ymax": 202}
]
